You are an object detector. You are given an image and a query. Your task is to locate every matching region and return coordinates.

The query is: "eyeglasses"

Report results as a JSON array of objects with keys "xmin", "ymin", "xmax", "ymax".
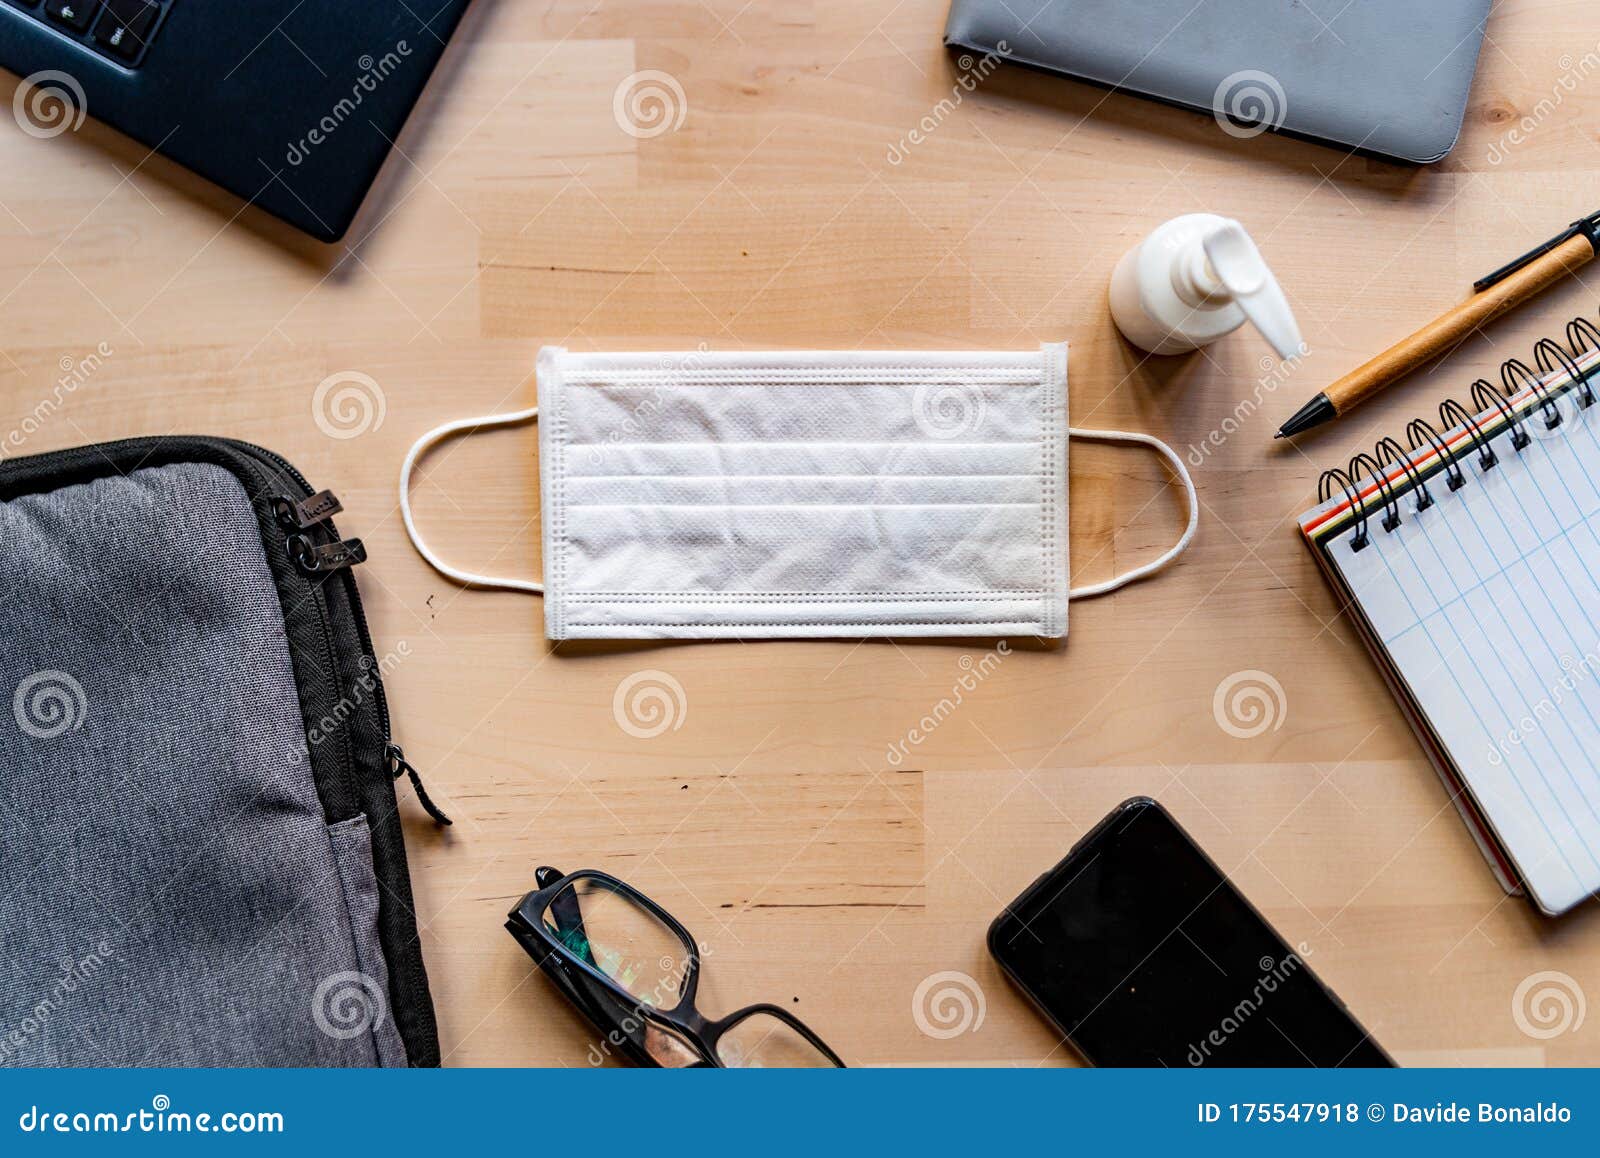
[{"xmin": 506, "ymin": 866, "xmax": 845, "ymax": 1068}]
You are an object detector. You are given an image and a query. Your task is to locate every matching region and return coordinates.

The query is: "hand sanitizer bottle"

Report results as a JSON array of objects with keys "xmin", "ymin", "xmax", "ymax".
[{"xmin": 1108, "ymin": 213, "xmax": 1302, "ymax": 359}]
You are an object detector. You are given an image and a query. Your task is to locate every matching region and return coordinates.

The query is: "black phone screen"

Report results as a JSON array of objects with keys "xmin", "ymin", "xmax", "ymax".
[{"xmin": 988, "ymin": 798, "xmax": 1391, "ymax": 1067}]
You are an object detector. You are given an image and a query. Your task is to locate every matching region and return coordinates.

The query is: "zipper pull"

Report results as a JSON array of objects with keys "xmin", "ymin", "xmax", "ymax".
[
  {"xmin": 289, "ymin": 534, "xmax": 367, "ymax": 573},
  {"xmin": 274, "ymin": 489, "xmax": 344, "ymax": 529},
  {"xmin": 386, "ymin": 742, "xmax": 453, "ymax": 826}
]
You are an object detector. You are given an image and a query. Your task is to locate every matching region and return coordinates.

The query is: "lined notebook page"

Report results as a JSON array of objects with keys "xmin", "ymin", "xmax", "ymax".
[{"xmin": 1321, "ymin": 416, "xmax": 1600, "ymax": 915}]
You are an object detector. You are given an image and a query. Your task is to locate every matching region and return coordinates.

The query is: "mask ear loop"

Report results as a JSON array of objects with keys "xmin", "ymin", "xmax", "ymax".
[
  {"xmin": 398, "ymin": 405, "xmax": 545, "ymax": 594},
  {"xmin": 399, "ymin": 415, "xmax": 1198, "ymax": 602},
  {"xmin": 1065, "ymin": 426, "xmax": 1199, "ymax": 600}
]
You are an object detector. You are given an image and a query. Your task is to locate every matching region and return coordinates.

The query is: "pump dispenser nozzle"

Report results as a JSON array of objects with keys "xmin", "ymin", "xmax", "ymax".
[
  {"xmin": 1201, "ymin": 218, "xmax": 1302, "ymax": 359},
  {"xmin": 1109, "ymin": 213, "xmax": 1303, "ymax": 359}
]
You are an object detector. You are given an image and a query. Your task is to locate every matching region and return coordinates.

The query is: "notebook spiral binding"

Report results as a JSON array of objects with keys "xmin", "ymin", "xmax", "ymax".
[{"xmin": 1317, "ymin": 312, "xmax": 1600, "ymax": 552}]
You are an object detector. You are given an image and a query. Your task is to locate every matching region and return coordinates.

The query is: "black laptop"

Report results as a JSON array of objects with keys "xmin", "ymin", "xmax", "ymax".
[{"xmin": 0, "ymin": 1, "xmax": 473, "ymax": 240}]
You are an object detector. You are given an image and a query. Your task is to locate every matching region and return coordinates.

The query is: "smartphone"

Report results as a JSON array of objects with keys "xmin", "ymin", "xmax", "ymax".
[{"xmin": 988, "ymin": 797, "xmax": 1392, "ymax": 1067}]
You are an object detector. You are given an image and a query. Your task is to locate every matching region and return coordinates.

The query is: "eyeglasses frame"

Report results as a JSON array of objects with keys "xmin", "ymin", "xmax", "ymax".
[{"xmin": 506, "ymin": 866, "xmax": 844, "ymax": 1068}]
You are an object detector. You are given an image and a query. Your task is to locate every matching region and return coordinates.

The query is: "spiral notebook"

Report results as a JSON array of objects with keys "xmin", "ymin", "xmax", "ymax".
[{"xmin": 1299, "ymin": 317, "xmax": 1600, "ymax": 915}]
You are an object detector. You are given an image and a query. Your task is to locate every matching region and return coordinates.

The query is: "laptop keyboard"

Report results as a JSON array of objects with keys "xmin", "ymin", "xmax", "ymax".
[{"xmin": 5, "ymin": 0, "xmax": 170, "ymax": 68}]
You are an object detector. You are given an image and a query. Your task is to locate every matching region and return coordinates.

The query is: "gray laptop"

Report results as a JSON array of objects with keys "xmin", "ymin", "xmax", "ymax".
[{"xmin": 944, "ymin": 0, "xmax": 1491, "ymax": 163}]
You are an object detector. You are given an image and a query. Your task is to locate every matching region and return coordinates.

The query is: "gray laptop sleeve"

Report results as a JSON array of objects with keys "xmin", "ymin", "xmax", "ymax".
[
  {"xmin": 0, "ymin": 438, "xmax": 440, "ymax": 1067},
  {"xmin": 944, "ymin": 0, "xmax": 1491, "ymax": 163}
]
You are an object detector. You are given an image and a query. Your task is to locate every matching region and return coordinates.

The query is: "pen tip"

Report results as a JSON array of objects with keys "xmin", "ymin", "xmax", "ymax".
[{"xmin": 1277, "ymin": 393, "xmax": 1337, "ymax": 440}]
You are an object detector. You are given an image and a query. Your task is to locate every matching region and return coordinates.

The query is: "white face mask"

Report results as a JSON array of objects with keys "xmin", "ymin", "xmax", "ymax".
[{"xmin": 399, "ymin": 343, "xmax": 1196, "ymax": 640}]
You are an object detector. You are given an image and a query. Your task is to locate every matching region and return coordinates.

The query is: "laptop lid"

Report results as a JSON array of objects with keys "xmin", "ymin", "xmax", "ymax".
[
  {"xmin": 0, "ymin": 1, "xmax": 474, "ymax": 240},
  {"xmin": 944, "ymin": 0, "xmax": 1492, "ymax": 163}
]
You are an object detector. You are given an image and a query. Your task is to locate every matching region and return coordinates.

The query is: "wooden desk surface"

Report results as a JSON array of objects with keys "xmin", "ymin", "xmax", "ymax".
[{"xmin": 2, "ymin": 0, "xmax": 1598, "ymax": 1067}]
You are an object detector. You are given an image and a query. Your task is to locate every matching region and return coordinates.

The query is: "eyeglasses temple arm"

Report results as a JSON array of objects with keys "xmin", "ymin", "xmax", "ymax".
[{"xmin": 538, "ymin": 871, "xmax": 600, "ymax": 969}]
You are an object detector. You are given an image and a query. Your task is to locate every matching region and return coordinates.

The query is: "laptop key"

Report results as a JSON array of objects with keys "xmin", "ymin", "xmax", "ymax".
[
  {"xmin": 44, "ymin": 0, "xmax": 97, "ymax": 30},
  {"xmin": 91, "ymin": 0, "xmax": 159, "ymax": 60}
]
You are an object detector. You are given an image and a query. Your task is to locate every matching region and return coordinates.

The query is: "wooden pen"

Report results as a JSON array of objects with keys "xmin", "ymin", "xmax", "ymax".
[{"xmin": 1276, "ymin": 211, "xmax": 1600, "ymax": 438}]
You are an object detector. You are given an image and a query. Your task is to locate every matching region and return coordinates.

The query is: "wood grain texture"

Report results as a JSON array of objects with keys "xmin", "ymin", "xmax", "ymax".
[
  {"xmin": 1326, "ymin": 230, "xmax": 1597, "ymax": 415},
  {"xmin": 2, "ymin": 0, "xmax": 1599, "ymax": 1067}
]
